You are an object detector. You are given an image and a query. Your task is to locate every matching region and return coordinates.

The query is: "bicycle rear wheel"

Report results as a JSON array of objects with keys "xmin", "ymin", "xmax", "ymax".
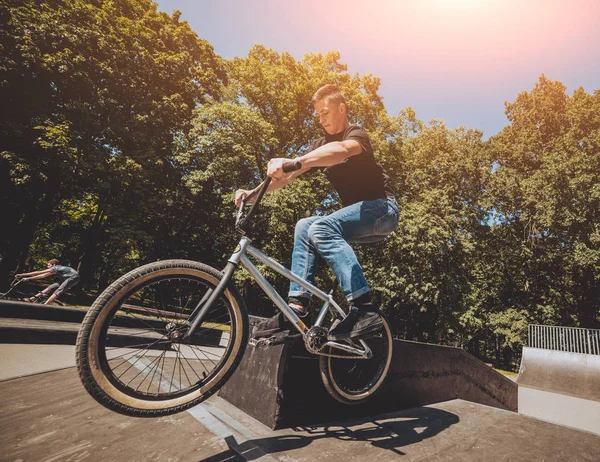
[
  {"xmin": 76, "ymin": 260, "xmax": 248, "ymax": 417},
  {"xmin": 319, "ymin": 316, "xmax": 393, "ymax": 404}
]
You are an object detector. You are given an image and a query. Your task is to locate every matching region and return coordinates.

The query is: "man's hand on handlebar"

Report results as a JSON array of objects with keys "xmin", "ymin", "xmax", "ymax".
[
  {"xmin": 267, "ymin": 158, "xmax": 303, "ymax": 180},
  {"xmin": 267, "ymin": 158, "xmax": 288, "ymax": 180},
  {"xmin": 234, "ymin": 159, "xmax": 302, "ymax": 208},
  {"xmin": 234, "ymin": 189, "xmax": 254, "ymax": 208}
]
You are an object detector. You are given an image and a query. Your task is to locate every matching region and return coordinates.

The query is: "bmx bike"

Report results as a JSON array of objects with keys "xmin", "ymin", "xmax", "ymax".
[
  {"xmin": 0, "ymin": 278, "xmax": 62, "ymax": 305},
  {"xmin": 76, "ymin": 162, "xmax": 393, "ymax": 417}
]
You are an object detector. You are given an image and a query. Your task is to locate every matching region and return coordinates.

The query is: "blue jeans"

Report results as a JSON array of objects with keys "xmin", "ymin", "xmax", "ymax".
[
  {"xmin": 46, "ymin": 276, "xmax": 80, "ymax": 297},
  {"xmin": 289, "ymin": 197, "xmax": 399, "ymax": 302}
]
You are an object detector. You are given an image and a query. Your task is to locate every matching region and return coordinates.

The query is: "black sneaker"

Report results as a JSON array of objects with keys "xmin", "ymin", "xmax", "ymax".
[
  {"xmin": 327, "ymin": 305, "xmax": 383, "ymax": 341},
  {"xmin": 252, "ymin": 313, "xmax": 290, "ymax": 338},
  {"xmin": 251, "ymin": 307, "xmax": 307, "ymax": 339}
]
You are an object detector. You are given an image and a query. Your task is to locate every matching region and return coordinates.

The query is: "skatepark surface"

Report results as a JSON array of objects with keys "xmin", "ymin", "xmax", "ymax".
[
  {"xmin": 1, "ymin": 303, "xmax": 599, "ymax": 461},
  {"xmin": 1, "ymin": 351, "xmax": 598, "ymax": 462}
]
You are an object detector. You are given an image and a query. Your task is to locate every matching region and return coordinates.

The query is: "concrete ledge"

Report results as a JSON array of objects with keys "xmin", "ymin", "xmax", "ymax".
[
  {"xmin": 0, "ymin": 319, "xmax": 80, "ymax": 345},
  {"xmin": 385, "ymin": 340, "xmax": 518, "ymax": 412},
  {"xmin": 219, "ymin": 317, "xmax": 518, "ymax": 429},
  {"xmin": 0, "ymin": 300, "xmax": 86, "ymax": 323},
  {"xmin": 0, "ymin": 300, "xmax": 226, "ymax": 348}
]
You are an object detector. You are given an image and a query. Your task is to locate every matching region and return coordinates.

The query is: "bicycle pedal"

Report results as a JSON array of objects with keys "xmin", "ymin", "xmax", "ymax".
[
  {"xmin": 249, "ymin": 337, "xmax": 271, "ymax": 347},
  {"xmin": 249, "ymin": 331, "xmax": 301, "ymax": 348}
]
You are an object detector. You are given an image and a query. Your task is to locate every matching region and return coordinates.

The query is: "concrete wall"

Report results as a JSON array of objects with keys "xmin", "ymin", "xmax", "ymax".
[
  {"xmin": 385, "ymin": 340, "xmax": 517, "ymax": 412},
  {"xmin": 517, "ymin": 347, "xmax": 600, "ymax": 434}
]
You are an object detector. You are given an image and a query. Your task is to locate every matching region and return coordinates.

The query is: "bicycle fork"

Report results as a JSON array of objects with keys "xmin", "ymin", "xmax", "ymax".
[{"xmin": 182, "ymin": 261, "xmax": 236, "ymax": 341}]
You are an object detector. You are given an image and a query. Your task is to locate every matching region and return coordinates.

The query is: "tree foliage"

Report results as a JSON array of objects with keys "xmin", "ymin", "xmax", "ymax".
[
  {"xmin": 0, "ymin": 0, "xmax": 225, "ymax": 283},
  {"xmin": 1, "ymin": 2, "xmax": 598, "ymax": 368}
]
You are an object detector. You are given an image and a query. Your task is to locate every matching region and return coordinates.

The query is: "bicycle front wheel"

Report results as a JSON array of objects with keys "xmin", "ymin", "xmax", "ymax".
[
  {"xmin": 76, "ymin": 260, "xmax": 248, "ymax": 417},
  {"xmin": 320, "ymin": 316, "xmax": 393, "ymax": 404}
]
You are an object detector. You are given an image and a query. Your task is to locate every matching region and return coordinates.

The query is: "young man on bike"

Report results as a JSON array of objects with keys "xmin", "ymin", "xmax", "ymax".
[
  {"xmin": 15, "ymin": 259, "xmax": 80, "ymax": 305},
  {"xmin": 235, "ymin": 84, "xmax": 398, "ymax": 341}
]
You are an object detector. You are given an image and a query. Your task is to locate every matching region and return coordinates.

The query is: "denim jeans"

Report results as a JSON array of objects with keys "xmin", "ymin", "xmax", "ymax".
[
  {"xmin": 289, "ymin": 197, "xmax": 399, "ymax": 302},
  {"xmin": 46, "ymin": 276, "xmax": 80, "ymax": 297}
]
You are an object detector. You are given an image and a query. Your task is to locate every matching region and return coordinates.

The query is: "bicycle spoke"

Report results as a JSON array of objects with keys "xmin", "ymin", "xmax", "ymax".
[
  {"xmin": 111, "ymin": 336, "xmax": 171, "ymax": 378},
  {"xmin": 97, "ymin": 271, "xmax": 238, "ymax": 401},
  {"xmin": 188, "ymin": 344, "xmax": 223, "ymax": 360},
  {"xmin": 182, "ymin": 343, "xmax": 213, "ymax": 375},
  {"xmin": 169, "ymin": 349, "xmax": 178, "ymax": 393},
  {"xmin": 123, "ymin": 349, "xmax": 166, "ymax": 387},
  {"xmin": 173, "ymin": 342, "xmax": 205, "ymax": 382},
  {"xmin": 105, "ymin": 335, "xmax": 170, "ymax": 360},
  {"xmin": 134, "ymin": 355, "xmax": 165, "ymax": 393},
  {"xmin": 146, "ymin": 355, "xmax": 164, "ymax": 394}
]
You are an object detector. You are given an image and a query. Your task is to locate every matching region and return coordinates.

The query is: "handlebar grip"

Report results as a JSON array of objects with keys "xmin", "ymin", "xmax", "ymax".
[{"xmin": 282, "ymin": 160, "xmax": 302, "ymax": 173}]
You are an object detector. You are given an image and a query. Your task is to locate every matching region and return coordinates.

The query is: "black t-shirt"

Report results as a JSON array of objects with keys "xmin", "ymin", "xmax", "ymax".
[{"xmin": 305, "ymin": 125, "xmax": 395, "ymax": 206}]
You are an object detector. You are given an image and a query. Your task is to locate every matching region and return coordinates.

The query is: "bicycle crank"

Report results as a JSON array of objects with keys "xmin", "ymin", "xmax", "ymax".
[{"xmin": 305, "ymin": 326, "xmax": 371, "ymax": 359}]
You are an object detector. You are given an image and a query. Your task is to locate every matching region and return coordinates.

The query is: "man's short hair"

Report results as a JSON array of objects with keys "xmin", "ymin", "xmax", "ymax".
[
  {"xmin": 312, "ymin": 84, "xmax": 346, "ymax": 106},
  {"xmin": 47, "ymin": 258, "xmax": 59, "ymax": 266}
]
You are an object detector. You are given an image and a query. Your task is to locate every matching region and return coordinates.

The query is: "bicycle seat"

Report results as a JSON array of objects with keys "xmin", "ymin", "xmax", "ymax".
[{"xmin": 350, "ymin": 235, "xmax": 389, "ymax": 245}]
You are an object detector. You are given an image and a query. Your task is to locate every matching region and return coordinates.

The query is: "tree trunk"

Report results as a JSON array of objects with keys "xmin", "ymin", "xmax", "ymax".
[
  {"xmin": 0, "ymin": 179, "xmax": 58, "ymax": 287},
  {"xmin": 76, "ymin": 206, "xmax": 106, "ymax": 292}
]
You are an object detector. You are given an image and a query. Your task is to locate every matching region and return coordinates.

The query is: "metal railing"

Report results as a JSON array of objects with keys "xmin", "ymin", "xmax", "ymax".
[{"xmin": 528, "ymin": 324, "xmax": 600, "ymax": 355}]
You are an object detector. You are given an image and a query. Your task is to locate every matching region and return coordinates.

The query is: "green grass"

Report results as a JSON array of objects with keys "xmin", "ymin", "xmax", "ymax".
[{"xmin": 494, "ymin": 367, "xmax": 518, "ymax": 378}]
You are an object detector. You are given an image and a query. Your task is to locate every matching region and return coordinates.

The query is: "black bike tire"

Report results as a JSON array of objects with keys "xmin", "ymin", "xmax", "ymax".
[
  {"xmin": 75, "ymin": 259, "xmax": 249, "ymax": 417},
  {"xmin": 319, "ymin": 316, "xmax": 393, "ymax": 404}
]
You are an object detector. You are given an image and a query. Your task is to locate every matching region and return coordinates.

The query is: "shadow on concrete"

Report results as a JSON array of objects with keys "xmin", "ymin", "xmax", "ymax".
[{"xmin": 207, "ymin": 406, "xmax": 459, "ymax": 460}]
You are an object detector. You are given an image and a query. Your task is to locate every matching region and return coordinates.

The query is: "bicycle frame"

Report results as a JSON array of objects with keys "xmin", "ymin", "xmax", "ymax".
[
  {"xmin": 185, "ymin": 235, "xmax": 372, "ymax": 358},
  {"xmin": 0, "ymin": 279, "xmax": 20, "ymax": 299}
]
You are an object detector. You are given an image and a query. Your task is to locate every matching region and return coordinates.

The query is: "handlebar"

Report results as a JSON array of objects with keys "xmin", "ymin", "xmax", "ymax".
[
  {"xmin": 282, "ymin": 160, "xmax": 303, "ymax": 174},
  {"xmin": 235, "ymin": 159, "xmax": 302, "ymax": 234}
]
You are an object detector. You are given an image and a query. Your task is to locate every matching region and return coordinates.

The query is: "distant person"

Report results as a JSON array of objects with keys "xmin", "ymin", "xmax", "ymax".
[{"xmin": 15, "ymin": 259, "xmax": 80, "ymax": 305}]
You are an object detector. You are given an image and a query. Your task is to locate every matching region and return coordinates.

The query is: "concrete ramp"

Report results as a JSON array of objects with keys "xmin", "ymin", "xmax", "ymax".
[
  {"xmin": 518, "ymin": 346, "xmax": 600, "ymax": 401},
  {"xmin": 1, "ymin": 366, "xmax": 599, "ymax": 461},
  {"xmin": 219, "ymin": 321, "xmax": 517, "ymax": 429},
  {"xmin": 517, "ymin": 346, "xmax": 600, "ymax": 434}
]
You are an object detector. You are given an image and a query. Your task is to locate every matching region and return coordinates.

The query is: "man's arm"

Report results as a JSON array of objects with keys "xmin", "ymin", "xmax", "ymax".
[
  {"xmin": 267, "ymin": 140, "xmax": 362, "ymax": 180},
  {"xmin": 16, "ymin": 269, "xmax": 52, "ymax": 278},
  {"xmin": 235, "ymin": 138, "xmax": 360, "ymax": 205},
  {"xmin": 297, "ymin": 140, "xmax": 362, "ymax": 169},
  {"xmin": 19, "ymin": 270, "xmax": 55, "ymax": 281}
]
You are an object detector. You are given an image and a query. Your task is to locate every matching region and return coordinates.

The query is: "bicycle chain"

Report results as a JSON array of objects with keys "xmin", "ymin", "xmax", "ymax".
[
  {"xmin": 249, "ymin": 336, "xmax": 369, "ymax": 359},
  {"xmin": 313, "ymin": 349, "xmax": 370, "ymax": 360}
]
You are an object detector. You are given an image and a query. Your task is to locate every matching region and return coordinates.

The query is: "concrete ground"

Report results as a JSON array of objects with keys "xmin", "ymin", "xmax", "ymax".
[
  {"xmin": 1, "ymin": 346, "xmax": 599, "ymax": 462},
  {"xmin": 0, "ymin": 344, "xmax": 76, "ymax": 380},
  {"xmin": 519, "ymin": 386, "xmax": 600, "ymax": 435}
]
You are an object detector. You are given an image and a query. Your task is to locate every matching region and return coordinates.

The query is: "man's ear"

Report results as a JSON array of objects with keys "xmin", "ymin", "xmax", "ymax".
[{"xmin": 339, "ymin": 102, "xmax": 347, "ymax": 116}]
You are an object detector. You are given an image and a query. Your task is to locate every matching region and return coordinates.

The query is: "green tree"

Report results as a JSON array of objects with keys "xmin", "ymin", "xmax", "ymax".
[
  {"xmin": 487, "ymin": 76, "xmax": 600, "ymax": 332},
  {"xmin": 0, "ymin": 0, "xmax": 225, "ymax": 285}
]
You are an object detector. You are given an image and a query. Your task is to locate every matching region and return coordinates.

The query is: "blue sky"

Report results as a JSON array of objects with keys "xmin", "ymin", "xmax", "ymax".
[{"xmin": 156, "ymin": 0, "xmax": 599, "ymax": 139}]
